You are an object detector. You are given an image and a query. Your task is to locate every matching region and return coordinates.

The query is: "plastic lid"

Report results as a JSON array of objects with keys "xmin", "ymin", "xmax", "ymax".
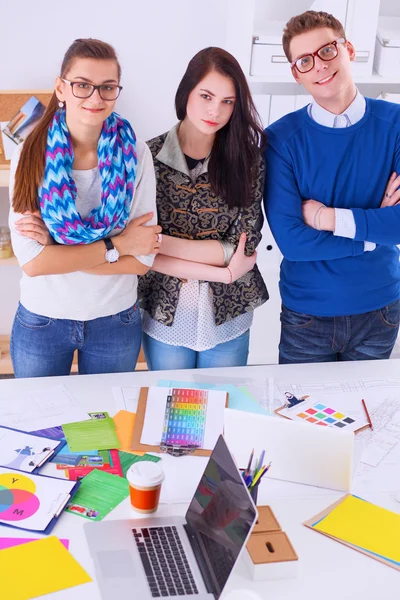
[{"xmin": 127, "ymin": 462, "xmax": 165, "ymax": 488}]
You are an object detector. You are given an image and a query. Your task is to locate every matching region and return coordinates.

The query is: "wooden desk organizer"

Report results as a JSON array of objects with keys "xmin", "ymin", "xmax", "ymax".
[{"xmin": 244, "ymin": 506, "xmax": 298, "ymax": 580}]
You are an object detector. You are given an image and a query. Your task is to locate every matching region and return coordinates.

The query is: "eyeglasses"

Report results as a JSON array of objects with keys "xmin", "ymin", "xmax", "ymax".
[
  {"xmin": 61, "ymin": 78, "xmax": 123, "ymax": 101},
  {"xmin": 291, "ymin": 38, "xmax": 346, "ymax": 74}
]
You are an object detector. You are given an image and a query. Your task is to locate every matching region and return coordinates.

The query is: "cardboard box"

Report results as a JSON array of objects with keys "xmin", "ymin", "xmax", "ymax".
[{"xmin": 244, "ymin": 505, "xmax": 298, "ymax": 580}]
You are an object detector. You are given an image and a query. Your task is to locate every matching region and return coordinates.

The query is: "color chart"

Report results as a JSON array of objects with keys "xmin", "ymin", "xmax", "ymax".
[
  {"xmin": 277, "ymin": 397, "xmax": 369, "ymax": 433},
  {"xmin": 161, "ymin": 388, "xmax": 208, "ymax": 448}
]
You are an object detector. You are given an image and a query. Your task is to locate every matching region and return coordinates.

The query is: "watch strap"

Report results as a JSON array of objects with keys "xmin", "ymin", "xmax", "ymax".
[{"xmin": 103, "ymin": 237, "xmax": 114, "ymax": 251}]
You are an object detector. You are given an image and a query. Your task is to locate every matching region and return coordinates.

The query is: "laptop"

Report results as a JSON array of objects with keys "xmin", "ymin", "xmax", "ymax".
[{"xmin": 85, "ymin": 435, "xmax": 258, "ymax": 599}]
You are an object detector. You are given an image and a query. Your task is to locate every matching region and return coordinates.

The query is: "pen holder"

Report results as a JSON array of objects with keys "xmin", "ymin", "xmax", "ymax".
[
  {"xmin": 250, "ymin": 485, "xmax": 258, "ymax": 505},
  {"xmin": 244, "ymin": 505, "xmax": 299, "ymax": 581}
]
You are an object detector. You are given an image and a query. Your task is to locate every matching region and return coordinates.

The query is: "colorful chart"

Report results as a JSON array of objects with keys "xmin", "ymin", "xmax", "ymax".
[
  {"xmin": 0, "ymin": 473, "xmax": 40, "ymax": 521},
  {"xmin": 296, "ymin": 403, "xmax": 356, "ymax": 428},
  {"xmin": 161, "ymin": 388, "xmax": 208, "ymax": 447}
]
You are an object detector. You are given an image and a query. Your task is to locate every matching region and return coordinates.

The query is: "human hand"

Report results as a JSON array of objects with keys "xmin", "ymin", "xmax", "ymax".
[
  {"xmin": 380, "ymin": 172, "xmax": 400, "ymax": 207},
  {"xmin": 115, "ymin": 212, "xmax": 162, "ymax": 256},
  {"xmin": 14, "ymin": 211, "xmax": 53, "ymax": 246},
  {"xmin": 225, "ymin": 233, "xmax": 256, "ymax": 283}
]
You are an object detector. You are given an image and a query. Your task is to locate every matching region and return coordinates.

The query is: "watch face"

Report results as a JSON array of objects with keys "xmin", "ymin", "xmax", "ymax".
[{"xmin": 105, "ymin": 248, "xmax": 119, "ymax": 263}]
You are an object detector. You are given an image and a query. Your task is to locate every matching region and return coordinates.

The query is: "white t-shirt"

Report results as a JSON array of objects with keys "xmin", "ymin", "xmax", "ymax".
[{"xmin": 9, "ymin": 139, "xmax": 157, "ymax": 321}]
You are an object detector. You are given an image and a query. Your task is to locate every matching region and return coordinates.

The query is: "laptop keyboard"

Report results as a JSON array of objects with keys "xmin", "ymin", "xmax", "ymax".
[{"xmin": 133, "ymin": 525, "xmax": 199, "ymax": 597}]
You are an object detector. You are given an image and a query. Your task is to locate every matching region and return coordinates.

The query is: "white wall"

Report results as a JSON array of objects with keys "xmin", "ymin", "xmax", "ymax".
[{"xmin": 0, "ymin": 0, "xmax": 231, "ymax": 333}]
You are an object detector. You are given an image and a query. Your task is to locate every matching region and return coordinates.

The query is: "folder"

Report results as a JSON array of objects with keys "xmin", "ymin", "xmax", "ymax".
[{"xmin": 304, "ymin": 494, "xmax": 400, "ymax": 571}]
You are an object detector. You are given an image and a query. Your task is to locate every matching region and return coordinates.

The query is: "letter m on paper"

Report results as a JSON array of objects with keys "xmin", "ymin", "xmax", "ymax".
[{"xmin": 13, "ymin": 509, "xmax": 24, "ymax": 516}]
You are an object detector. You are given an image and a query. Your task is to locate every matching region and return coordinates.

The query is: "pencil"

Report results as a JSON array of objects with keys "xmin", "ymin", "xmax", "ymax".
[{"xmin": 361, "ymin": 398, "xmax": 373, "ymax": 430}]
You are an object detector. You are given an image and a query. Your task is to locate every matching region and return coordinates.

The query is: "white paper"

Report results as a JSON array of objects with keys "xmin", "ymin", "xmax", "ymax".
[
  {"xmin": 224, "ymin": 407, "xmax": 354, "ymax": 492},
  {"xmin": 141, "ymin": 387, "xmax": 225, "ymax": 449},
  {"xmin": 1, "ymin": 122, "xmax": 17, "ymax": 160},
  {"xmin": 0, "ymin": 385, "xmax": 89, "ymax": 431},
  {"xmin": 158, "ymin": 454, "xmax": 208, "ymax": 504},
  {"xmin": 112, "ymin": 386, "xmax": 140, "ymax": 414},
  {"xmin": 0, "ymin": 466, "xmax": 76, "ymax": 531},
  {"xmin": 0, "ymin": 428, "xmax": 60, "ymax": 472}
]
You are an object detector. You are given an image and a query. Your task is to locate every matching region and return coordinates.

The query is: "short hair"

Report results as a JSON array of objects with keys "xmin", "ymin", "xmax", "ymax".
[{"xmin": 282, "ymin": 11, "xmax": 346, "ymax": 62}]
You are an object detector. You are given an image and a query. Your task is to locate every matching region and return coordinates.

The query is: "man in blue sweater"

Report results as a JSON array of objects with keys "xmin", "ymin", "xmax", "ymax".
[{"xmin": 264, "ymin": 10, "xmax": 400, "ymax": 363}]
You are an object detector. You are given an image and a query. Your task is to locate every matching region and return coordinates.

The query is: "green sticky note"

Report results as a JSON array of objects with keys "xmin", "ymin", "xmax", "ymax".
[
  {"xmin": 65, "ymin": 470, "xmax": 129, "ymax": 521},
  {"xmin": 62, "ymin": 419, "xmax": 120, "ymax": 452},
  {"xmin": 118, "ymin": 451, "xmax": 161, "ymax": 477}
]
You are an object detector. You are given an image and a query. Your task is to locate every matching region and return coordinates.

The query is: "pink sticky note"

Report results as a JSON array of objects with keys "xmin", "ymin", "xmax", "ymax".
[{"xmin": 0, "ymin": 537, "xmax": 69, "ymax": 550}]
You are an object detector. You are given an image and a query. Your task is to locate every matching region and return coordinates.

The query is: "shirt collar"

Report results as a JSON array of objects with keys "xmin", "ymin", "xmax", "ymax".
[
  {"xmin": 156, "ymin": 123, "xmax": 209, "ymax": 176},
  {"xmin": 308, "ymin": 90, "xmax": 366, "ymax": 128}
]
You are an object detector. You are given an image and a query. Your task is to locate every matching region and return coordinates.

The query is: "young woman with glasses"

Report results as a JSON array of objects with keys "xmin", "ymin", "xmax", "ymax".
[
  {"xmin": 9, "ymin": 38, "xmax": 161, "ymax": 377},
  {"xmin": 138, "ymin": 47, "xmax": 269, "ymax": 370}
]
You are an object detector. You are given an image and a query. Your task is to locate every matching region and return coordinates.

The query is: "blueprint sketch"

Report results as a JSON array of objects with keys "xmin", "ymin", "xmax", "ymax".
[{"xmin": 0, "ymin": 385, "xmax": 89, "ymax": 431}]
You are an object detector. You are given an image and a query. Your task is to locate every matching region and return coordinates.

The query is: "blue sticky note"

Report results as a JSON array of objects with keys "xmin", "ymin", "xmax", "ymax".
[{"xmin": 157, "ymin": 380, "xmax": 268, "ymax": 415}]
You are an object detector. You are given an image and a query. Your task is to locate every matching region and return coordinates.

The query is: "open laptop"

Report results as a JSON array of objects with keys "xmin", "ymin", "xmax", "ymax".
[{"xmin": 85, "ymin": 435, "xmax": 257, "ymax": 599}]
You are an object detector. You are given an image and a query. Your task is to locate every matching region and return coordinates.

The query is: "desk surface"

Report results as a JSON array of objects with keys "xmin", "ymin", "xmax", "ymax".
[{"xmin": 1, "ymin": 359, "xmax": 400, "ymax": 599}]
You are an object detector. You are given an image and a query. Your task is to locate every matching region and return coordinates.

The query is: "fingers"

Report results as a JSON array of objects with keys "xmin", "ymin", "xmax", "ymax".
[
  {"xmin": 236, "ymin": 232, "xmax": 247, "ymax": 252},
  {"xmin": 15, "ymin": 221, "xmax": 47, "ymax": 236},
  {"xmin": 384, "ymin": 189, "xmax": 400, "ymax": 207},
  {"xmin": 386, "ymin": 173, "xmax": 400, "ymax": 198}
]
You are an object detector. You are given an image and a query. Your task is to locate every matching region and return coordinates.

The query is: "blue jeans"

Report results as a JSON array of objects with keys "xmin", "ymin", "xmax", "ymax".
[
  {"xmin": 11, "ymin": 302, "xmax": 142, "ymax": 378},
  {"xmin": 142, "ymin": 330, "xmax": 250, "ymax": 371},
  {"xmin": 279, "ymin": 300, "xmax": 400, "ymax": 364}
]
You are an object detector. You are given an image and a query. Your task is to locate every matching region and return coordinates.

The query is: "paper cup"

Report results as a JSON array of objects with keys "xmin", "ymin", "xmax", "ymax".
[{"xmin": 127, "ymin": 462, "xmax": 165, "ymax": 514}]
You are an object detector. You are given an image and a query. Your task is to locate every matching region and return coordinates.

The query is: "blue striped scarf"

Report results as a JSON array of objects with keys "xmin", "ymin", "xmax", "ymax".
[{"xmin": 39, "ymin": 109, "xmax": 137, "ymax": 244}]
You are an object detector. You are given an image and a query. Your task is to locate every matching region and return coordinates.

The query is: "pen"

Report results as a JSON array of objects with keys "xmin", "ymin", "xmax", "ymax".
[
  {"xmin": 245, "ymin": 449, "xmax": 254, "ymax": 477},
  {"xmin": 361, "ymin": 399, "xmax": 373, "ymax": 430}
]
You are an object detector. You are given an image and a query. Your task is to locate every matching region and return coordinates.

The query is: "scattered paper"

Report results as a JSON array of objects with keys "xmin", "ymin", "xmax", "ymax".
[
  {"xmin": 0, "ymin": 536, "xmax": 91, "ymax": 598},
  {"xmin": 112, "ymin": 386, "xmax": 140, "ymax": 414},
  {"xmin": 62, "ymin": 418, "xmax": 120, "ymax": 452},
  {"xmin": 0, "ymin": 385, "xmax": 90, "ymax": 432},
  {"xmin": 0, "ymin": 536, "xmax": 69, "ymax": 550},
  {"xmin": 66, "ymin": 469, "xmax": 129, "ymax": 521}
]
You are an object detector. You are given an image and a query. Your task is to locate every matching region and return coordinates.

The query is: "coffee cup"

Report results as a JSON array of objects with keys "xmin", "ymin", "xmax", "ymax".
[{"xmin": 126, "ymin": 462, "xmax": 165, "ymax": 514}]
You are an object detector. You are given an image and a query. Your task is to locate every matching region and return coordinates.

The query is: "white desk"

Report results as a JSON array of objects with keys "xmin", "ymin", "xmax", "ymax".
[{"xmin": 1, "ymin": 360, "xmax": 400, "ymax": 599}]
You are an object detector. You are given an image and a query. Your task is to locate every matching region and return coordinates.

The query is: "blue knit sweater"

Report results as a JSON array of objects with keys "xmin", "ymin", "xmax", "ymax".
[{"xmin": 264, "ymin": 97, "xmax": 400, "ymax": 316}]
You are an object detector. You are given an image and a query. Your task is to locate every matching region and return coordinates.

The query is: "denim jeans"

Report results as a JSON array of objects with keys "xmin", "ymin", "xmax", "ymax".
[
  {"xmin": 279, "ymin": 300, "xmax": 400, "ymax": 364},
  {"xmin": 11, "ymin": 301, "xmax": 142, "ymax": 378},
  {"xmin": 142, "ymin": 330, "xmax": 250, "ymax": 371}
]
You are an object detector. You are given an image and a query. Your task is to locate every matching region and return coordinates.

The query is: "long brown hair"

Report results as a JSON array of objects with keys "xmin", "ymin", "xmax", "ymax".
[
  {"xmin": 12, "ymin": 38, "xmax": 121, "ymax": 213},
  {"xmin": 175, "ymin": 47, "xmax": 266, "ymax": 210}
]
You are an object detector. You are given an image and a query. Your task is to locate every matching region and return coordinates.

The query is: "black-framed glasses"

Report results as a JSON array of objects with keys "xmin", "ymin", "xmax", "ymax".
[
  {"xmin": 62, "ymin": 78, "xmax": 123, "ymax": 101},
  {"xmin": 291, "ymin": 38, "xmax": 346, "ymax": 73}
]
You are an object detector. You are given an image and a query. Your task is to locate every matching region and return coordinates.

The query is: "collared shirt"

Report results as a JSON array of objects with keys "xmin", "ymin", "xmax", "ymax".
[{"xmin": 308, "ymin": 91, "xmax": 375, "ymax": 251}]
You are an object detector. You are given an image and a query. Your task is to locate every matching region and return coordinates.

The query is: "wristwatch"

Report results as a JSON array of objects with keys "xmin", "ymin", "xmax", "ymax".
[{"xmin": 103, "ymin": 237, "xmax": 119, "ymax": 263}]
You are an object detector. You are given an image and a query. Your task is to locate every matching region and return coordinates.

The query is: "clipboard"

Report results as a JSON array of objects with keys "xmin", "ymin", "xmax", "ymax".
[
  {"xmin": 0, "ymin": 425, "xmax": 66, "ymax": 472},
  {"xmin": 303, "ymin": 494, "xmax": 400, "ymax": 572},
  {"xmin": 130, "ymin": 387, "xmax": 228, "ymax": 457},
  {"xmin": 0, "ymin": 466, "xmax": 80, "ymax": 535},
  {"xmin": 274, "ymin": 393, "xmax": 370, "ymax": 434}
]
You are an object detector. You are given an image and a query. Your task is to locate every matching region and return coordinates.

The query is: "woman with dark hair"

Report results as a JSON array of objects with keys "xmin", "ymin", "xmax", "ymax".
[
  {"xmin": 9, "ymin": 38, "xmax": 161, "ymax": 377},
  {"xmin": 139, "ymin": 47, "xmax": 269, "ymax": 370}
]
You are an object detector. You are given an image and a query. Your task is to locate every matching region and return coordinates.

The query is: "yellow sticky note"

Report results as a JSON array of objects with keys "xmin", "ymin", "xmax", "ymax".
[
  {"xmin": 0, "ymin": 536, "xmax": 91, "ymax": 599},
  {"xmin": 314, "ymin": 495, "xmax": 400, "ymax": 563},
  {"xmin": 113, "ymin": 409, "xmax": 145, "ymax": 455}
]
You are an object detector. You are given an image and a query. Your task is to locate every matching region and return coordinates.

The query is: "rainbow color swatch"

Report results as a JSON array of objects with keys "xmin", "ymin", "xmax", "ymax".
[{"xmin": 161, "ymin": 388, "xmax": 208, "ymax": 448}]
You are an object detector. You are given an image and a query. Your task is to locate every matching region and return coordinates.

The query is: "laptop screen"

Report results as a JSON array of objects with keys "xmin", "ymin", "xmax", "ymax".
[{"xmin": 185, "ymin": 435, "xmax": 257, "ymax": 598}]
